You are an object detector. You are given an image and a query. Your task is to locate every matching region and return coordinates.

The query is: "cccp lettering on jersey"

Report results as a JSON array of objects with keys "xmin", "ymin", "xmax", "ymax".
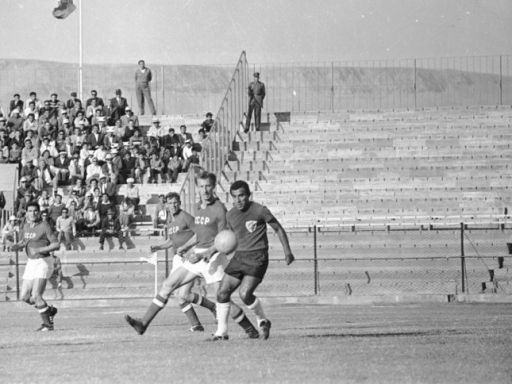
[
  {"xmin": 168, "ymin": 226, "xmax": 180, "ymax": 235},
  {"xmin": 195, "ymin": 216, "xmax": 210, "ymax": 225},
  {"xmin": 24, "ymin": 232, "xmax": 37, "ymax": 240}
]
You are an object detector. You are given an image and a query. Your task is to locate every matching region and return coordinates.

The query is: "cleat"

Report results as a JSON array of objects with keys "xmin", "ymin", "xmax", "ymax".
[
  {"xmin": 125, "ymin": 315, "xmax": 146, "ymax": 335},
  {"xmin": 189, "ymin": 324, "xmax": 205, "ymax": 332},
  {"xmin": 259, "ymin": 320, "xmax": 271, "ymax": 340},
  {"xmin": 36, "ymin": 324, "xmax": 53, "ymax": 332},
  {"xmin": 48, "ymin": 306, "xmax": 58, "ymax": 327},
  {"xmin": 210, "ymin": 334, "xmax": 229, "ymax": 341},
  {"xmin": 246, "ymin": 327, "xmax": 260, "ymax": 339}
]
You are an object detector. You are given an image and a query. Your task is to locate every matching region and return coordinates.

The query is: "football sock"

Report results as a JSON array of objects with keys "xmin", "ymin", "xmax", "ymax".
[
  {"xmin": 142, "ymin": 295, "xmax": 167, "ymax": 327},
  {"xmin": 232, "ymin": 306, "xmax": 257, "ymax": 334},
  {"xmin": 191, "ymin": 293, "xmax": 216, "ymax": 312},
  {"xmin": 36, "ymin": 304, "xmax": 51, "ymax": 326},
  {"xmin": 247, "ymin": 297, "xmax": 266, "ymax": 325},
  {"xmin": 180, "ymin": 303, "xmax": 201, "ymax": 328},
  {"xmin": 215, "ymin": 302, "xmax": 231, "ymax": 336}
]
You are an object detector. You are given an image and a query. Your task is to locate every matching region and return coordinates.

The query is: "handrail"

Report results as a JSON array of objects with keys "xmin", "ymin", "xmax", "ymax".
[{"xmin": 178, "ymin": 51, "xmax": 249, "ymax": 209}]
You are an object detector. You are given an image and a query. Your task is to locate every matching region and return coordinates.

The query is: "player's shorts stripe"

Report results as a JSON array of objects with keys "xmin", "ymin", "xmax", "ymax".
[
  {"xmin": 247, "ymin": 297, "xmax": 259, "ymax": 310},
  {"xmin": 38, "ymin": 306, "xmax": 49, "ymax": 313},
  {"xmin": 233, "ymin": 312, "xmax": 245, "ymax": 323}
]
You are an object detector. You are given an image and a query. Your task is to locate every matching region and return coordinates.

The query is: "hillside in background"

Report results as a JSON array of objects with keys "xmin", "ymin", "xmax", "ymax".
[{"xmin": 0, "ymin": 58, "xmax": 511, "ymax": 114}]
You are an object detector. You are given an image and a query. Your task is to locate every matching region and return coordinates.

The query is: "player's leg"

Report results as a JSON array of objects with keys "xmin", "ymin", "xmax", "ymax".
[
  {"xmin": 176, "ymin": 282, "xmax": 203, "ymax": 331},
  {"xmin": 239, "ymin": 275, "xmax": 271, "ymax": 339},
  {"xmin": 125, "ymin": 266, "xmax": 199, "ymax": 335},
  {"xmin": 213, "ymin": 274, "xmax": 241, "ymax": 338},
  {"xmin": 20, "ymin": 278, "xmax": 35, "ymax": 305},
  {"xmin": 32, "ymin": 277, "xmax": 55, "ymax": 331}
]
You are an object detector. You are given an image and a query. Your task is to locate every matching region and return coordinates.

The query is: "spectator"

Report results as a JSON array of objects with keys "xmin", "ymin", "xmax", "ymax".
[
  {"xmin": 66, "ymin": 189, "xmax": 82, "ymax": 209},
  {"xmin": 245, "ymin": 72, "xmax": 266, "ymax": 131},
  {"xmin": 24, "ymin": 102, "xmax": 39, "ymax": 121},
  {"xmin": 102, "ymin": 127, "xmax": 122, "ymax": 150},
  {"xmin": 167, "ymin": 153, "xmax": 182, "ymax": 183},
  {"xmin": 8, "ymin": 109, "xmax": 24, "ymax": 132},
  {"xmin": 134, "ymin": 151, "xmax": 147, "ymax": 183},
  {"xmin": 21, "ymin": 138, "xmax": 38, "ymax": 167},
  {"xmin": 65, "ymin": 91, "xmax": 82, "ymax": 110},
  {"xmin": 160, "ymin": 127, "xmax": 180, "ymax": 151},
  {"xmin": 70, "ymin": 99, "xmax": 85, "ymax": 122},
  {"xmin": 40, "ymin": 209, "xmax": 55, "ymax": 230},
  {"xmin": 56, "ymin": 207, "xmax": 76, "ymax": 250},
  {"xmin": 47, "ymin": 93, "xmax": 62, "ymax": 119},
  {"xmin": 159, "ymin": 148, "xmax": 172, "ymax": 182},
  {"xmin": 23, "ymin": 113, "xmax": 37, "ymax": 133},
  {"xmin": 152, "ymin": 194, "xmax": 168, "ymax": 229},
  {"xmin": 119, "ymin": 197, "xmax": 135, "ymax": 238},
  {"xmin": 182, "ymin": 139, "xmax": 193, "ymax": 163},
  {"xmin": 97, "ymin": 192, "xmax": 114, "ymax": 217},
  {"xmin": 98, "ymin": 175, "xmax": 117, "ymax": 201},
  {"xmin": 146, "ymin": 117, "xmax": 162, "ymax": 147},
  {"xmin": 85, "ymin": 89, "xmax": 104, "ymax": 109},
  {"xmin": 48, "ymin": 194, "xmax": 65, "ymax": 224},
  {"xmin": 38, "ymin": 121, "xmax": 57, "ymax": 143},
  {"xmin": 24, "ymin": 129, "xmax": 38, "ymax": 149},
  {"xmin": 101, "ymin": 154, "xmax": 119, "ymax": 184},
  {"xmin": 178, "ymin": 124, "xmax": 193, "ymax": 146},
  {"xmin": 73, "ymin": 110, "xmax": 89, "ymax": 131},
  {"xmin": 25, "ymin": 91, "xmax": 42, "ymax": 112},
  {"xmin": 68, "ymin": 152, "xmax": 83, "ymax": 183},
  {"xmin": 128, "ymin": 128, "xmax": 144, "ymax": 148},
  {"xmin": 201, "ymin": 112, "xmax": 214, "ymax": 133},
  {"xmin": 53, "ymin": 151, "xmax": 71, "ymax": 188},
  {"xmin": 16, "ymin": 190, "xmax": 34, "ymax": 218},
  {"xmin": 1, "ymin": 215, "xmax": 19, "ymax": 251},
  {"xmin": 94, "ymin": 143, "xmax": 108, "ymax": 164},
  {"xmin": 99, "ymin": 208, "xmax": 124, "ymax": 250},
  {"xmin": 8, "ymin": 141, "xmax": 22, "ymax": 164},
  {"xmin": 77, "ymin": 204, "xmax": 100, "ymax": 236},
  {"xmin": 183, "ymin": 148, "xmax": 200, "ymax": 172},
  {"xmin": 135, "ymin": 59, "xmax": 156, "ymax": 115},
  {"xmin": 120, "ymin": 106, "xmax": 139, "ymax": 129},
  {"xmin": 86, "ymin": 124, "xmax": 104, "ymax": 150},
  {"xmin": 9, "ymin": 94, "xmax": 24, "ymax": 115},
  {"xmin": 120, "ymin": 152, "xmax": 136, "ymax": 184},
  {"xmin": 125, "ymin": 178, "xmax": 140, "ymax": 209},
  {"xmin": 39, "ymin": 136, "xmax": 58, "ymax": 158},
  {"xmin": 69, "ymin": 126, "xmax": 86, "ymax": 152},
  {"xmin": 148, "ymin": 152, "xmax": 162, "ymax": 183},
  {"xmin": 109, "ymin": 89, "xmax": 128, "ymax": 125},
  {"xmin": 37, "ymin": 189, "xmax": 54, "ymax": 212},
  {"xmin": 85, "ymin": 157, "xmax": 104, "ymax": 182}
]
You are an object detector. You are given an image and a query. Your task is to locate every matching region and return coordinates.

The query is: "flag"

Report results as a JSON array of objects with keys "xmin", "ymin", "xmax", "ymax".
[
  {"xmin": 53, "ymin": 0, "xmax": 76, "ymax": 19},
  {"xmin": 140, "ymin": 253, "xmax": 158, "ymax": 266}
]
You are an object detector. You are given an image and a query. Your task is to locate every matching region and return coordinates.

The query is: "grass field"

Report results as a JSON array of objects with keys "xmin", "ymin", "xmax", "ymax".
[{"xmin": 1, "ymin": 301, "xmax": 511, "ymax": 383}]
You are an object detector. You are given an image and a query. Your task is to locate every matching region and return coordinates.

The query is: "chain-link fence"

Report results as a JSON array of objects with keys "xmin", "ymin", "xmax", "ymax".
[{"xmin": 2, "ymin": 224, "xmax": 510, "ymax": 301}]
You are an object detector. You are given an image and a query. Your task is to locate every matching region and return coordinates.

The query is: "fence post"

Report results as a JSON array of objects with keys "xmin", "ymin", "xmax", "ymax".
[
  {"xmin": 164, "ymin": 227, "xmax": 169, "ymax": 278},
  {"xmin": 15, "ymin": 249, "xmax": 20, "ymax": 300},
  {"xmin": 313, "ymin": 224, "xmax": 318, "ymax": 295},
  {"xmin": 331, "ymin": 62, "xmax": 335, "ymax": 112},
  {"xmin": 460, "ymin": 222, "xmax": 466, "ymax": 293},
  {"xmin": 499, "ymin": 55, "xmax": 503, "ymax": 105},
  {"xmin": 413, "ymin": 58, "xmax": 417, "ymax": 109}
]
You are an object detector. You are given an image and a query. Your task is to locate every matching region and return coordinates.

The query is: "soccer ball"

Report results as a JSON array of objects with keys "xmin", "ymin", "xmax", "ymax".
[{"xmin": 214, "ymin": 230, "xmax": 238, "ymax": 254}]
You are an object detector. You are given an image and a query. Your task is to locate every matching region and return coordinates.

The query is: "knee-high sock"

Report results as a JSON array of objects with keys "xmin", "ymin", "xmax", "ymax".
[
  {"xmin": 231, "ymin": 305, "xmax": 257, "ymax": 333},
  {"xmin": 36, "ymin": 303, "xmax": 50, "ymax": 326},
  {"xmin": 215, "ymin": 302, "xmax": 230, "ymax": 336},
  {"xmin": 180, "ymin": 303, "xmax": 201, "ymax": 328},
  {"xmin": 191, "ymin": 293, "xmax": 216, "ymax": 313},
  {"xmin": 142, "ymin": 295, "xmax": 167, "ymax": 327},
  {"xmin": 247, "ymin": 297, "xmax": 266, "ymax": 325}
]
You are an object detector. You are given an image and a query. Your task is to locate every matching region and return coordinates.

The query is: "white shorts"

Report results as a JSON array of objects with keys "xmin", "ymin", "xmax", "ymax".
[
  {"xmin": 23, "ymin": 257, "xmax": 54, "ymax": 280},
  {"xmin": 182, "ymin": 248, "xmax": 227, "ymax": 284},
  {"xmin": 170, "ymin": 254, "xmax": 184, "ymax": 274}
]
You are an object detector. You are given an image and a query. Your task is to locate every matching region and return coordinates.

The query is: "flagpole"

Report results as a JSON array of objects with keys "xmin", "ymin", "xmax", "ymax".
[{"xmin": 78, "ymin": 0, "xmax": 83, "ymax": 101}]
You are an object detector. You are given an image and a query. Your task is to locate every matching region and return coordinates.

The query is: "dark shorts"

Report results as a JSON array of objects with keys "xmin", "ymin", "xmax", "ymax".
[{"xmin": 224, "ymin": 249, "xmax": 269, "ymax": 280}]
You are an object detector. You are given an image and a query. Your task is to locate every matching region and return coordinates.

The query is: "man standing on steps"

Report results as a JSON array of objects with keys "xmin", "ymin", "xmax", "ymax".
[
  {"xmin": 244, "ymin": 72, "xmax": 266, "ymax": 133},
  {"xmin": 135, "ymin": 59, "xmax": 156, "ymax": 116}
]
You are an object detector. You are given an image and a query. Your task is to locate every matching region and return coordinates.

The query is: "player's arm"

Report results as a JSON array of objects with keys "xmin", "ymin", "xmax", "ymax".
[
  {"xmin": 31, "ymin": 226, "xmax": 60, "ymax": 255},
  {"xmin": 268, "ymin": 219, "xmax": 295, "ymax": 265},
  {"xmin": 150, "ymin": 238, "xmax": 174, "ymax": 253},
  {"xmin": 175, "ymin": 234, "xmax": 198, "ymax": 256}
]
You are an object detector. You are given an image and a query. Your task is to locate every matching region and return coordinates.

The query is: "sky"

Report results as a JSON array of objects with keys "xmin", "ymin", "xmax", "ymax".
[{"xmin": 0, "ymin": 0, "xmax": 511, "ymax": 65}]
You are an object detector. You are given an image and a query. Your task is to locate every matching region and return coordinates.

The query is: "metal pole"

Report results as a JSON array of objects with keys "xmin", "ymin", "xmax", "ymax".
[
  {"xmin": 499, "ymin": 55, "xmax": 503, "ymax": 105},
  {"xmin": 164, "ymin": 227, "xmax": 169, "ymax": 277},
  {"xmin": 413, "ymin": 58, "xmax": 417, "ymax": 110},
  {"xmin": 15, "ymin": 249, "xmax": 20, "ymax": 300},
  {"xmin": 161, "ymin": 66, "xmax": 165, "ymax": 115},
  {"xmin": 313, "ymin": 225, "xmax": 318, "ymax": 295},
  {"xmin": 78, "ymin": 0, "xmax": 83, "ymax": 101},
  {"xmin": 460, "ymin": 222, "xmax": 466, "ymax": 293}
]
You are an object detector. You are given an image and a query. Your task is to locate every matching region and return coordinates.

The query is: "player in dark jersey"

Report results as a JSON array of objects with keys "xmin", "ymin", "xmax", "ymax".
[
  {"xmin": 213, "ymin": 180, "xmax": 294, "ymax": 340},
  {"xmin": 125, "ymin": 172, "xmax": 258, "ymax": 338},
  {"xmin": 127, "ymin": 192, "xmax": 216, "ymax": 332},
  {"xmin": 12, "ymin": 202, "xmax": 60, "ymax": 331}
]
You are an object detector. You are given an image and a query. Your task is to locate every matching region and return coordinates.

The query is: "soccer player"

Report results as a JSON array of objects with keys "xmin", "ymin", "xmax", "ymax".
[
  {"xmin": 150, "ymin": 192, "xmax": 216, "ymax": 331},
  {"xmin": 125, "ymin": 172, "xmax": 259, "ymax": 337},
  {"xmin": 213, "ymin": 180, "xmax": 295, "ymax": 340},
  {"xmin": 12, "ymin": 202, "xmax": 60, "ymax": 331}
]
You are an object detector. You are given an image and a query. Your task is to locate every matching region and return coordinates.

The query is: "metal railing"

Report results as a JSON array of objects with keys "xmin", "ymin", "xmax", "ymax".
[{"xmin": 2, "ymin": 222, "xmax": 510, "ymax": 301}]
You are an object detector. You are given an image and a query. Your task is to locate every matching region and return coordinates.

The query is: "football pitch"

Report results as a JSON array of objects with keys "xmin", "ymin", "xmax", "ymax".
[{"xmin": 1, "ymin": 301, "xmax": 511, "ymax": 383}]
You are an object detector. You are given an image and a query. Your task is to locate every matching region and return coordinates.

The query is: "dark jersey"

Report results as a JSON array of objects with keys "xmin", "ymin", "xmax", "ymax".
[
  {"xmin": 227, "ymin": 202, "xmax": 276, "ymax": 252},
  {"xmin": 20, "ymin": 220, "xmax": 57, "ymax": 259},
  {"xmin": 194, "ymin": 199, "xmax": 227, "ymax": 248},
  {"xmin": 168, "ymin": 210, "xmax": 195, "ymax": 249}
]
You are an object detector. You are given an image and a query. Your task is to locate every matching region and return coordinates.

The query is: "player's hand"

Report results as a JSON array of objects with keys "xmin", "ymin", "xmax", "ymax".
[
  {"xmin": 187, "ymin": 251, "xmax": 204, "ymax": 264},
  {"xmin": 176, "ymin": 247, "xmax": 186, "ymax": 256},
  {"xmin": 150, "ymin": 245, "xmax": 160, "ymax": 253},
  {"xmin": 285, "ymin": 253, "xmax": 295, "ymax": 265},
  {"xmin": 10, "ymin": 243, "xmax": 24, "ymax": 252}
]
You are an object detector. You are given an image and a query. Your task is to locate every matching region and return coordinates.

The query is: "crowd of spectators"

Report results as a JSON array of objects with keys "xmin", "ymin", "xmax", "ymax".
[{"xmin": 0, "ymin": 89, "xmax": 216, "ymax": 250}]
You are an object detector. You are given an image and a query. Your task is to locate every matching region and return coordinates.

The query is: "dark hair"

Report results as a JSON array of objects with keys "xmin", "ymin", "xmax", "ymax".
[
  {"xmin": 166, "ymin": 192, "xmax": 180, "ymax": 202},
  {"xmin": 61, "ymin": 207, "xmax": 69, "ymax": 213},
  {"xmin": 230, "ymin": 180, "xmax": 251, "ymax": 196},
  {"xmin": 197, "ymin": 171, "xmax": 216, "ymax": 186},
  {"xmin": 206, "ymin": 112, "xmax": 212, "ymax": 117},
  {"xmin": 138, "ymin": 60, "xmax": 145, "ymax": 65},
  {"xmin": 26, "ymin": 202, "xmax": 40, "ymax": 212},
  {"xmin": 29, "ymin": 91, "xmax": 36, "ymax": 97},
  {"xmin": 13, "ymin": 93, "xmax": 20, "ymax": 98}
]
